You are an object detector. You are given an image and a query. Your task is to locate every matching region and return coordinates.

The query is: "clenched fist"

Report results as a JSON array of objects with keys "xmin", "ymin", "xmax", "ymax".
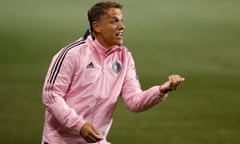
[{"xmin": 160, "ymin": 74, "xmax": 185, "ymax": 93}]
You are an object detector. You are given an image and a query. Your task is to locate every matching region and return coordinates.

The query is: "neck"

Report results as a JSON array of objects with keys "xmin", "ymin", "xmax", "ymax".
[{"xmin": 93, "ymin": 33, "xmax": 112, "ymax": 50}]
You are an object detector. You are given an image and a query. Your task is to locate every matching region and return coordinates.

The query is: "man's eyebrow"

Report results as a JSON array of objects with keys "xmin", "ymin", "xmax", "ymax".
[
  {"xmin": 111, "ymin": 16, "xmax": 123, "ymax": 20},
  {"xmin": 111, "ymin": 16, "xmax": 119, "ymax": 19}
]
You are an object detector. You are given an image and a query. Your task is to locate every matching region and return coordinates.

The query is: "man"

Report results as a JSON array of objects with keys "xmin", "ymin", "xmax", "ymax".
[{"xmin": 41, "ymin": 1, "xmax": 185, "ymax": 144}]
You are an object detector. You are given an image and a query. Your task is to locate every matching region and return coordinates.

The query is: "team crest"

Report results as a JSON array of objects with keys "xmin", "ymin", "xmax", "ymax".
[{"xmin": 112, "ymin": 61, "xmax": 121, "ymax": 73}]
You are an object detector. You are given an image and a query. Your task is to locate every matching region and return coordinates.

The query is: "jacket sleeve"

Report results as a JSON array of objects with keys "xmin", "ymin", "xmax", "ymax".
[
  {"xmin": 42, "ymin": 50, "xmax": 86, "ymax": 134},
  {"xmin": 120, "ymin": 52, "xmax": 168, "ymax": 113}
]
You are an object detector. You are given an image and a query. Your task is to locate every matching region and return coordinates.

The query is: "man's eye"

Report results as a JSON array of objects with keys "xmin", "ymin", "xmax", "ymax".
[{"xmin": 111, "ymin": 18, "xmax": 119, "ymax": 23}]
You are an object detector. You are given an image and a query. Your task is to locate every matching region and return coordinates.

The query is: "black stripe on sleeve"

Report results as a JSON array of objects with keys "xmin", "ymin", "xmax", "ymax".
[
  {"xmin": 47, "ymin": 40, "xmax": 85, "ymax": 84},
  {"xmin": 47, "ymin": 40, "xmax": 81, "ymax": 84}
]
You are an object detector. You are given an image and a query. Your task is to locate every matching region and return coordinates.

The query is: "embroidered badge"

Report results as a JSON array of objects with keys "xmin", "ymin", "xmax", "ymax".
[{"xmin": 112, "ymin": 61, "xmax": 121, "ymax": 73}]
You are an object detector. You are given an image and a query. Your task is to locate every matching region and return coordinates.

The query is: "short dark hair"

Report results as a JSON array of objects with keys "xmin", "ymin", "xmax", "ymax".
[{"xmin": 87, "ymin": 1, "xmax": 123, "ymax": 31}]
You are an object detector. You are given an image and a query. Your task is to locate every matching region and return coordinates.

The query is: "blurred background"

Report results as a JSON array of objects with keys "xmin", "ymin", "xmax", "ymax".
[{"xmin": 0, "ymin": 0, "xmax": 239, "ymax": 143}]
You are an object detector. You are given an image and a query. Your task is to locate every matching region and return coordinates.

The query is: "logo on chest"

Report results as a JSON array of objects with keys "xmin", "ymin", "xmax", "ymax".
[
  {"xmin": 112, "ymin": 61, "xmax": 121, "ymax": 74},
  {"xmin": 86, "ymin": 62, "xmax": 95, "ymax": 69}
]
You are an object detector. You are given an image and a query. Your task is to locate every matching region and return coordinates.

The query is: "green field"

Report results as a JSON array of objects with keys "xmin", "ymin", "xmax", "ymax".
[{"xmin": 0, "ymin": 0, "xmax": 240, "ymax": 143}]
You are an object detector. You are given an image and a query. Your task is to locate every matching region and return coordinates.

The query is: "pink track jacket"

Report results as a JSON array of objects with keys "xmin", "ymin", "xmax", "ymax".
[{"xmin": 41, "ymin": 35, "xmax": 168, "ymax": 144}]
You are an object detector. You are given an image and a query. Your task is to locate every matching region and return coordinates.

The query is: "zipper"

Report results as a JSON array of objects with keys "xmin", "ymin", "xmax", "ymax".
[{"xmin": 92, "ymin": 59, "xmax": 106, "ymax": 125}]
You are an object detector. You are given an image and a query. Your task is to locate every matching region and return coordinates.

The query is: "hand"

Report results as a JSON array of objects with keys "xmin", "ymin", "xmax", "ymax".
[
  {"xmin": 80, "ymin": 122, "xmax": 103, "ymax": 143},
  {"xmin": 160, "ymin": 74, "xmax": 185, "ymax": 93}
]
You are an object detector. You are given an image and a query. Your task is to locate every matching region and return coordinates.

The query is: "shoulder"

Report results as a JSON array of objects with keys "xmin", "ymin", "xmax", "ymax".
[
  {"xmin": 61, "ymin": 37, "xmax": 91, "ymax": 57},
  {"xmin": 50, "ymin": 38, "xmax": 88, "ymax": 63}
]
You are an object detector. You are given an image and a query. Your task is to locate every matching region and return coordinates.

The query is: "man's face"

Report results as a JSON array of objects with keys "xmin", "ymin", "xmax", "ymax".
[{"xmin": 94, "ymin": 8, "xmax": 125, "ymax": 49}]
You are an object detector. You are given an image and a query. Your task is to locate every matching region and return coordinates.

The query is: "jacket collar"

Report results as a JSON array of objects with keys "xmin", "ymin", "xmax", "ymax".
[{"xmin": 89, "ymin": 36, "xmax": 122, "ymax": 57}]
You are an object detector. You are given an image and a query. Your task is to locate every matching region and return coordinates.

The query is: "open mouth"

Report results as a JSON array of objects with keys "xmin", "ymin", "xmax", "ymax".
[{"xmin": 116, "ymin": 32, "xmax": 123, "ymax": 39}]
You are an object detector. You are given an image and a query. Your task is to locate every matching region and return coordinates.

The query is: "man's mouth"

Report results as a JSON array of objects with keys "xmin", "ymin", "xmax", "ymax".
[{"xmin": 116, "ymin": 32, "xmax": 123, "ymax": 39}]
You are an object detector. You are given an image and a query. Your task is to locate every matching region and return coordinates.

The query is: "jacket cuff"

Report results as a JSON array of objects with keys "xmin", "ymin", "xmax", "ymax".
[
  {"xmin": 157, "ymin": 86, "xmax": 168, "ymax": 100},
  {"xmin": 74, "ymin": 118, "xmax": 87, "ymax": 134}
]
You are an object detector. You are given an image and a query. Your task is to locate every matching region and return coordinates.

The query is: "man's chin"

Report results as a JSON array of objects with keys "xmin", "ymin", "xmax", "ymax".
[
  {"xmin": 111, "ymin": 40, "xmax": 123, "ymax": 47},
  {"xmin": 117, "ymin": 40, "xmax": 123, "ymax": 46}
]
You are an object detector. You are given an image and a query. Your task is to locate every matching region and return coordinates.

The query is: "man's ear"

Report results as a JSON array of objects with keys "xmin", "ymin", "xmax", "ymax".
[{"xmin": 92, "ymin": 21, "xmax": 101, "ymax": 33}]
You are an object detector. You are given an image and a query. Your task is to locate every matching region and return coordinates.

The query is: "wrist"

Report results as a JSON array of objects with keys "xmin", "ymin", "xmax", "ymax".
[{"xmin": 159, "ymin": 86, "xmax": 170, "ymax": 94}]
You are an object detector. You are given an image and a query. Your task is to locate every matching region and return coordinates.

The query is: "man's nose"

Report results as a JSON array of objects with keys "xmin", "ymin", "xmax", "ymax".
[{"xmin": 119, "ymin": 21, "xmax": 125, "ymax": 30}]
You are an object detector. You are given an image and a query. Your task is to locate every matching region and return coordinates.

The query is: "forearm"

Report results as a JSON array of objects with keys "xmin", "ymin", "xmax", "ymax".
[
  {"xmin": 43, "ymin": 95, "xmax": 86, "ymax": 134},
  {"xmin": 122, "ymin": 86, "xmax": 168, "ymax": 113}
]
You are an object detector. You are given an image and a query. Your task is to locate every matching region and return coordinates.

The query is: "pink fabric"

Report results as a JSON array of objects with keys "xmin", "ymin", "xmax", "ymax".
[{"xmin": 41, "ymin": 36, "xmax": 168, "ymax": 144}]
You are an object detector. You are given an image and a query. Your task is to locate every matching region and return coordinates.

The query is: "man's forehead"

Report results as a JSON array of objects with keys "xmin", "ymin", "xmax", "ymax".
[{"xmin": 104, "ymin": 8, "xmax": 123, "ymax": 18}]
